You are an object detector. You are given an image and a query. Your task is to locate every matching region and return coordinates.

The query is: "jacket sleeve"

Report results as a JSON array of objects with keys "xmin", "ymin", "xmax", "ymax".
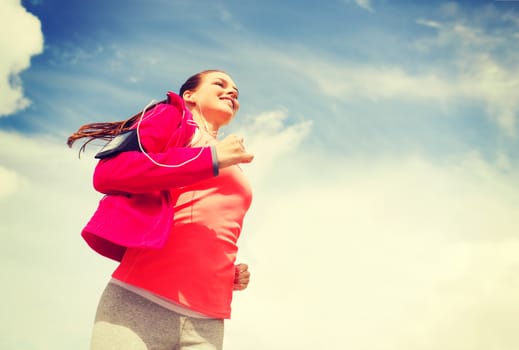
[
  {"xmin": 92, "ymin": 100, "xmax": 218, "ymax": 194},
  {"xmin": 93, "ymin": 146, "xmax": 217, "ymax": 194}
]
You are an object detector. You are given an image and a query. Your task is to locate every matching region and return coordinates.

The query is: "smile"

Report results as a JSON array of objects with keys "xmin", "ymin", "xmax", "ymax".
[{"xmin": 221, "ymin": 97, "xmax": 234, "ymax": 109}]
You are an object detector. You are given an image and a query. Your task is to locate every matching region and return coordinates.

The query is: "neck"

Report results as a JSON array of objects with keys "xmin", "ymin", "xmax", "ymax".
[{"xmin": 191, "ymin": 110, "xmax": 219, "ymax": 137}]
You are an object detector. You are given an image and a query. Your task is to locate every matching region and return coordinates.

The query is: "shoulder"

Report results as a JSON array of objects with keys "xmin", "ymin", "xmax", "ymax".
[
  {"xmin": 141, "ymin": 92, "xmax": 185, "ymax": 128},
  {"xmin": 136, "ymin": 92, "xmax": 188, "ymax": 152}
]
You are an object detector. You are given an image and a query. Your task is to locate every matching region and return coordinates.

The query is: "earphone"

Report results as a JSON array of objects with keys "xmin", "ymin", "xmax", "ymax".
[{"xmin": 134, "ymin": 99, "xmax": 207, "ymax": 168}]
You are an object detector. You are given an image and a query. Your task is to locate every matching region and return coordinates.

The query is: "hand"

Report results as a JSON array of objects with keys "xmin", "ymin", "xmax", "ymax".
[
  {"xmin": 215, "ymin": 134, "xmax": 254, "ymax": 169},
  {"xmin": 233, "ymin": 263, "xmax": 251, "ymax": 291}
]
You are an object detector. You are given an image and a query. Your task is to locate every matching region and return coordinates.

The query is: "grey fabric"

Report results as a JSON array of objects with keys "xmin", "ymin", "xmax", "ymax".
[{"xmin": 90, "ymin": 283, "xmax": 224, "ymax": 350}]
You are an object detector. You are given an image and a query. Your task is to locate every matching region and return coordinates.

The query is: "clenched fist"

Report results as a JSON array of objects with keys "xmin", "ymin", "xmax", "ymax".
[
  {"xmin": 233, "ymin": 263, "xmax": 251, "ymax": 291},
  {"xmin": 215, "ymin": 134, "xmax": 254, "ymax": 169}
]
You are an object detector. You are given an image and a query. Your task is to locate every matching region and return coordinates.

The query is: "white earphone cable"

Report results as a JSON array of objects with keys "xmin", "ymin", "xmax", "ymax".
[{"xmin": 134, "ymin": 99, "xmax": 206, "ymax": 168}]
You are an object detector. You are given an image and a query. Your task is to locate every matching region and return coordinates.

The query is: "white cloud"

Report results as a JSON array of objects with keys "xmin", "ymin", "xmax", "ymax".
[
  {"xmin": 459, "ymin": 54, "xmax": 519, "ymax": 136},
  {"xmin": 228, "ymin": 151, "xmax": 519, "ymax": 350},
  {"xmin": 416, "ymin": 18, "xmax": 443, "ymax": 29},
  {"xmin": 416, "ymin": 21, "xmax": 519, "ymax": 137},
  {"xmin": 0, "ymin": 130, "xmax": 108, "ymax": 349},
  {"xmin": 2, "ymin": 2, "xmax": 518, "ymax": 348},
  {"xmin": 305, "ymin": 55, "xmax": 518, "ymax": 136},
  {"xmin": 503, "ymin": 11, "xmax": 519, "ymax": 27},
  {"xmin": 0, "ymin": 110, "xmax": 312, "ymax": 349},
  {"xmin": 1, "ymin": 120, "xmax": 518, "ymax": 350},
  {"xmin": 235, "ymin": 110, "xmax": 313, "ymax": 182},
  {"xmin": 356, "ymin": 0, "xmax": 374, "ymax": 13},
  {"xmin": 300, "ymin": 64, "xmax": 455, "ymax": 101},
  {"xmin": 217, "ymin": 5, "xmax": 243, "ymax": 32},
  {"xmin": 271, "ymin": 17, "xmax": 519, "ymax": 137},
  {"xmin": 0, "ymin": 0, "xmax": 44, "ymax": 116},
  {"xmin": 341, "ymin": 0, "xmax": 374, "ymax": 13},
  {"xmin": 0, "ymin": 165, "xmax": 20, "ymax": 198}
]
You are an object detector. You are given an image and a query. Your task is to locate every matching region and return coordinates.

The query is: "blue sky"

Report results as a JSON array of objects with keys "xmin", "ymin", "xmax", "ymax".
[
  {"xmin": 1, "ymin": 0, "xmax": 519, "ymax": 349},
  {"xmin": 2, "ymin": 0, "xmax": 518, "ymax": 165}
]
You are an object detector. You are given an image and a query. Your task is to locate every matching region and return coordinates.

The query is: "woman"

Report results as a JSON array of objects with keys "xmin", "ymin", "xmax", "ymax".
[{"xmin": 68, "ymin": 70, "xmax": 254, "ymax": 350}]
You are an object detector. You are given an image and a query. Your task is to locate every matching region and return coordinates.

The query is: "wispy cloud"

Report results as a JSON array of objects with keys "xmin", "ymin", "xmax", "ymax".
[
  {"xmin": 0, "ymin": 165, "xmax": 19, "ymax": 197},
  {"xmin": 0, "ymin": 1, "xmax": 43, "ymax": 116},
  {"xmin": 2, "ymin": 2, "xmax": 519, "ymax": 349},
  {"xmin": 216, "ymin": 5, "xmax": 244, "ymax": 32},
  {"xmin": 236, "ymin": 110, "xmax": 313, "ymax": 182},
  {"xmin": 414, "ymin": 18, "xmax": 519, "ymax": 137},
  {"xmin": 416, "ymin": 18, "xmax": 443, "ymax": 29},
  {"xmin": 293, "ymin": 55, "xmax": 518, "ymax": 136},
  {"xmin": 356, "ymin": 0, "xmax": 374, "ymax": 12},
  {"xmin": 2, "ymin": 115, "xmax": 518, "ymax": 350},
  {"xmin": 268, "ymin": 17, "xmax": 519, "ymax": 137},
  {"xmin": 0, "ymin": 107, "xmax": 309, "ymax": 348},
  {"xmin": 228, "ymin": 149, "xmax": 519, "ymax": 350}
]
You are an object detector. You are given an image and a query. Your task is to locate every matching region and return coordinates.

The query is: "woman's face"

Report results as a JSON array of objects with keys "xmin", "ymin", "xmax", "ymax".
[{"xmin": 185, "ymin": 71, "xmax": 240, "ymax": 127}]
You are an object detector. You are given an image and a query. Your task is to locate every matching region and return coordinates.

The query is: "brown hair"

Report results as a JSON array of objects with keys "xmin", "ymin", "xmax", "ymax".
[
  {"xmin": 179, "ymin": 69, "xmax": 224, "ymax": 98},
  {"xmin": 67, "ymin": 69, "xmax": 224, "ymax": 153}
]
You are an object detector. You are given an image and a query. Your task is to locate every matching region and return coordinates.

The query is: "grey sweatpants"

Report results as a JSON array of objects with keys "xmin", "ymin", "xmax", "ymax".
[{"xmin": 90, "ymin": 283, "xmax": 224, "ymax": 350}]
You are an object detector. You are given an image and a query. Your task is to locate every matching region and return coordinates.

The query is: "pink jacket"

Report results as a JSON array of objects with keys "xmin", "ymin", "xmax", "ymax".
[{"xmin": 82, "ymin": 92, "xmax": 216, "ymax": 261}]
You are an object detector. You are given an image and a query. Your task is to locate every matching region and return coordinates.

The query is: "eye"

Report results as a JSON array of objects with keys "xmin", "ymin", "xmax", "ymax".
[{"xmin": 214, "ymin": 81, "xmax": 224, "ymax": 87}]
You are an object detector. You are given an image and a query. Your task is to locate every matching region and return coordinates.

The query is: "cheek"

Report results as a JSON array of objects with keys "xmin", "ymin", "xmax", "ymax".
[{"xmin": 234, "ymin": 100, "xmax": 240, "ymax": 112}]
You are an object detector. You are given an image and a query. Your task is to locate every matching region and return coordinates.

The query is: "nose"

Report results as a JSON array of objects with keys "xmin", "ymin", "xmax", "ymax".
[
  {"xmin": 229, "ymin": 91, "xmax": 238, "ymax": 100},
  {"xmin": 228, "ymin": 91, "xmax": 240, "ymax": 110},
  {"xmin": 225, "ymin": 89, "xmax": 238, "ymax": 100}
]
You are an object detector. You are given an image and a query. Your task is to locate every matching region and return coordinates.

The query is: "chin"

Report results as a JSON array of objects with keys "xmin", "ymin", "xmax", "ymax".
[
  {"xmin": 205, "ymin": 107, "xmax": 235, "ymax": 127},
  {"xmin": 217, "ymin": 109, "xmax": 236, "ymax": 125}
]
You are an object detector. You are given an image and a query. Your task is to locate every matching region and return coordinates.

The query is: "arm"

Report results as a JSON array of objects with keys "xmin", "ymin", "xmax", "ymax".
[
  {"xmin": 93, "ymin": 146, "xmax": 217, "ymax": 194},
  {"xmin": 93, "ymin": 101, "xmax": 217, "ymax": 194},
  {"xmin": 93, "ymin": 102, "xmax": 253, "ymax": 194},
  {"xmin": 94, "ymin": 135, "xmax": 254, "ymax": 194}
]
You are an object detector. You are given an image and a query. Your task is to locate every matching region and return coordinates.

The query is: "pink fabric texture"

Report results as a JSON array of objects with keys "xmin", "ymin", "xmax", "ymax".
[{"xmin": 81, "ymin": 92, "xmax": 216, "ymax": 261}]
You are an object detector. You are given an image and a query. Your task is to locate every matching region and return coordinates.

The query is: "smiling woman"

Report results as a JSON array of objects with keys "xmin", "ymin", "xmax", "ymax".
[
  {"xmin": 180, "ymin": 70, "xmax": 240, "ymax": 133},
  {"xmin": 67, "ymin": 70, "xmax": 254, "ymax": 350}
]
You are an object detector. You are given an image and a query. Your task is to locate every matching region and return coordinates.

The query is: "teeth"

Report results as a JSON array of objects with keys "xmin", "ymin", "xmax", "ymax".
[{"xmin": 223, "ymin": 98, "xmax": 233, "ymax": 108}]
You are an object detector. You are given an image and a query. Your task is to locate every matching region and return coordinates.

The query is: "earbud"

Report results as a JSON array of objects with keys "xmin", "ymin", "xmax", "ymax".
[{"xmin": 183, "ymin": 92, "xmax": 196, "ymax": 103}]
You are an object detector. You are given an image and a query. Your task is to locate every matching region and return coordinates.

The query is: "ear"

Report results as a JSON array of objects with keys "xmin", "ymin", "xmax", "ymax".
[{"xmin": 183, "ymin": 90, "xmax": 196, "ymax": 103}]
